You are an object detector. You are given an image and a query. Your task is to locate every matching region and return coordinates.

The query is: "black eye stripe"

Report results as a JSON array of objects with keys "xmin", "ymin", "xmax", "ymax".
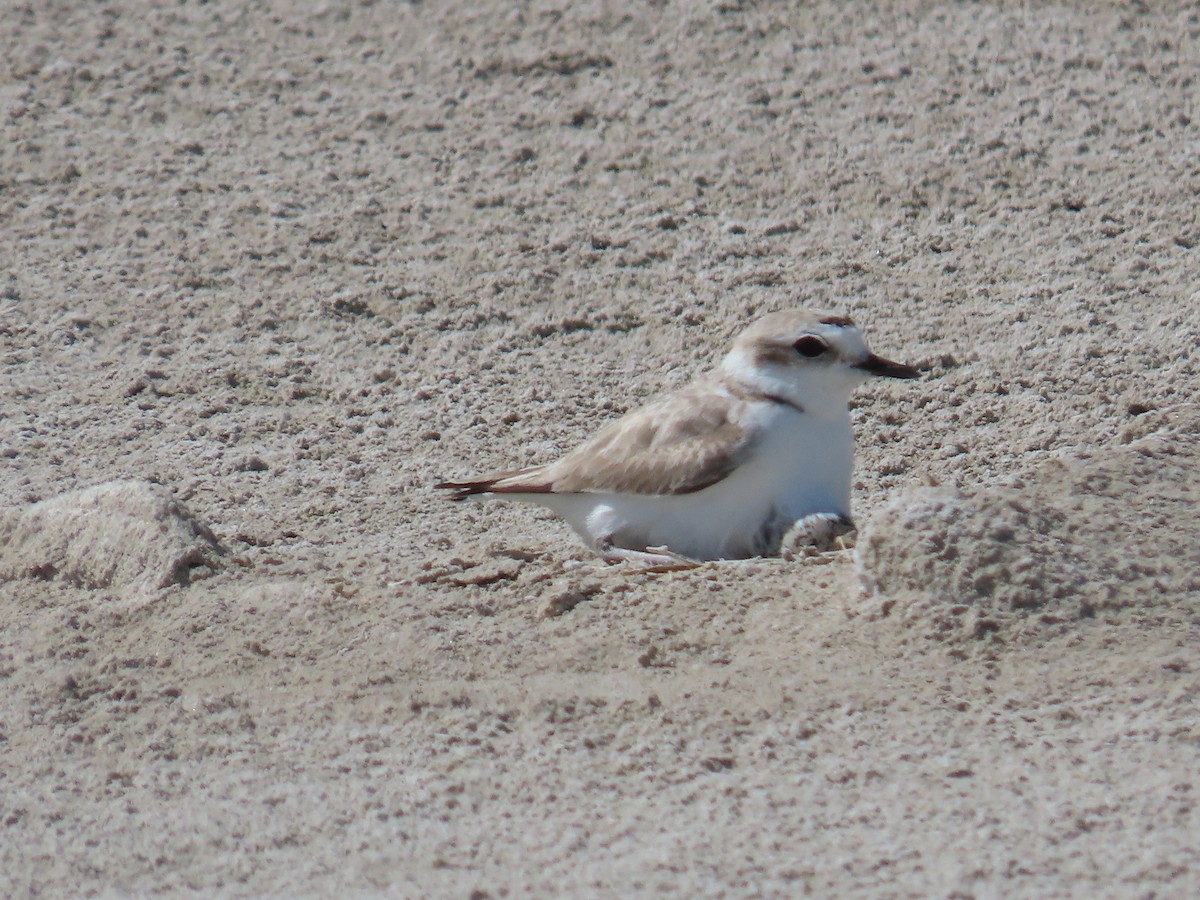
[{"xmin": 793, "ymin": 336, "xmax": 828, "ymax": 358}]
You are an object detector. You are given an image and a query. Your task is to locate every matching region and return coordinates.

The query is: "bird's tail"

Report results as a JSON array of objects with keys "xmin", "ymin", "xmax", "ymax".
[{"xmin": 435, "ymin": 466, "xmax": 552, "ymax": 501}]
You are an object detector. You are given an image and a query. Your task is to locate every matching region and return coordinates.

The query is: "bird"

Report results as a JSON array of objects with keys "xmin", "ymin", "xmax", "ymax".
[{"xmin": 436, "ymin": 309, "xmax": 919, "ymax": 567}]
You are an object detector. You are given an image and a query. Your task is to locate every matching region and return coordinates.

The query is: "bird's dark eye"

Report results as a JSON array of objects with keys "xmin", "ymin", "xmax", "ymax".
[{"xmin": 793, "ymin": 336, "xmax": 828, "ymax": 358}]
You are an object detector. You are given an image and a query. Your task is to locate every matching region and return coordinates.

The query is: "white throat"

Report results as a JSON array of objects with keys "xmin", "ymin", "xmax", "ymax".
[{"xmin": 720, "ymin": 348, "xmax": 861, "ymax": 420}]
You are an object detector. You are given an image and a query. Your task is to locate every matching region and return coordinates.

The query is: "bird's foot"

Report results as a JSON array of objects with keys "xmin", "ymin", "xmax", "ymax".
[{"xmin": 598, "ymin": 539, "xmax": 701, "ymax": 572}]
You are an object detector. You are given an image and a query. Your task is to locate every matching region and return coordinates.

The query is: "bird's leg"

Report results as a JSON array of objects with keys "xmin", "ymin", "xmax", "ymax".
[{"xmin": 596, "ymin": 537, "xmax": 701, "ymax": 571}]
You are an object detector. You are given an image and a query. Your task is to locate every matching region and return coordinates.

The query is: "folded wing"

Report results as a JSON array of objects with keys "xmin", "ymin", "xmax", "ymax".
[{"xmin": 436, "ymin": 382, "xmax": 758, "ymax": 499}]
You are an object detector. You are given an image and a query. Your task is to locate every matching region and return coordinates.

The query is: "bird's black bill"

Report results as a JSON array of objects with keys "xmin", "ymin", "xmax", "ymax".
[{"xmin": 855, "ymin": 354, "xmax": 921, "ymax": 379}]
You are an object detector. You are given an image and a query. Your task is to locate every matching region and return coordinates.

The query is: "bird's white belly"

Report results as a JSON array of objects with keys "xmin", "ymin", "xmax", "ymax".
[{"xmin": 547, "ymin": 411, "xmax": 854, "ymax": 560}]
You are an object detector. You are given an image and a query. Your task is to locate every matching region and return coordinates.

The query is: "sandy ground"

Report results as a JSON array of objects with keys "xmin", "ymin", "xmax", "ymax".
[{"xmin": 3, "ymin": 1, "xmax": 1200, "ymax": 896}]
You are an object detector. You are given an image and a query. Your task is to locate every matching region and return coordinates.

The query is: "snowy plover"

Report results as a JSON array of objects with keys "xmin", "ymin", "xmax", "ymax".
[{"xmin": 437, "ymin": 309, "xmax": 919, "ymax": 566}]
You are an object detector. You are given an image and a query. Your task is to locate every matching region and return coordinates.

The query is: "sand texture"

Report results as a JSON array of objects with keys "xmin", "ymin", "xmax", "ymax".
[{"xmin": 3, "ymin": 1, "xmax": 1199, "ymax": 896}]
